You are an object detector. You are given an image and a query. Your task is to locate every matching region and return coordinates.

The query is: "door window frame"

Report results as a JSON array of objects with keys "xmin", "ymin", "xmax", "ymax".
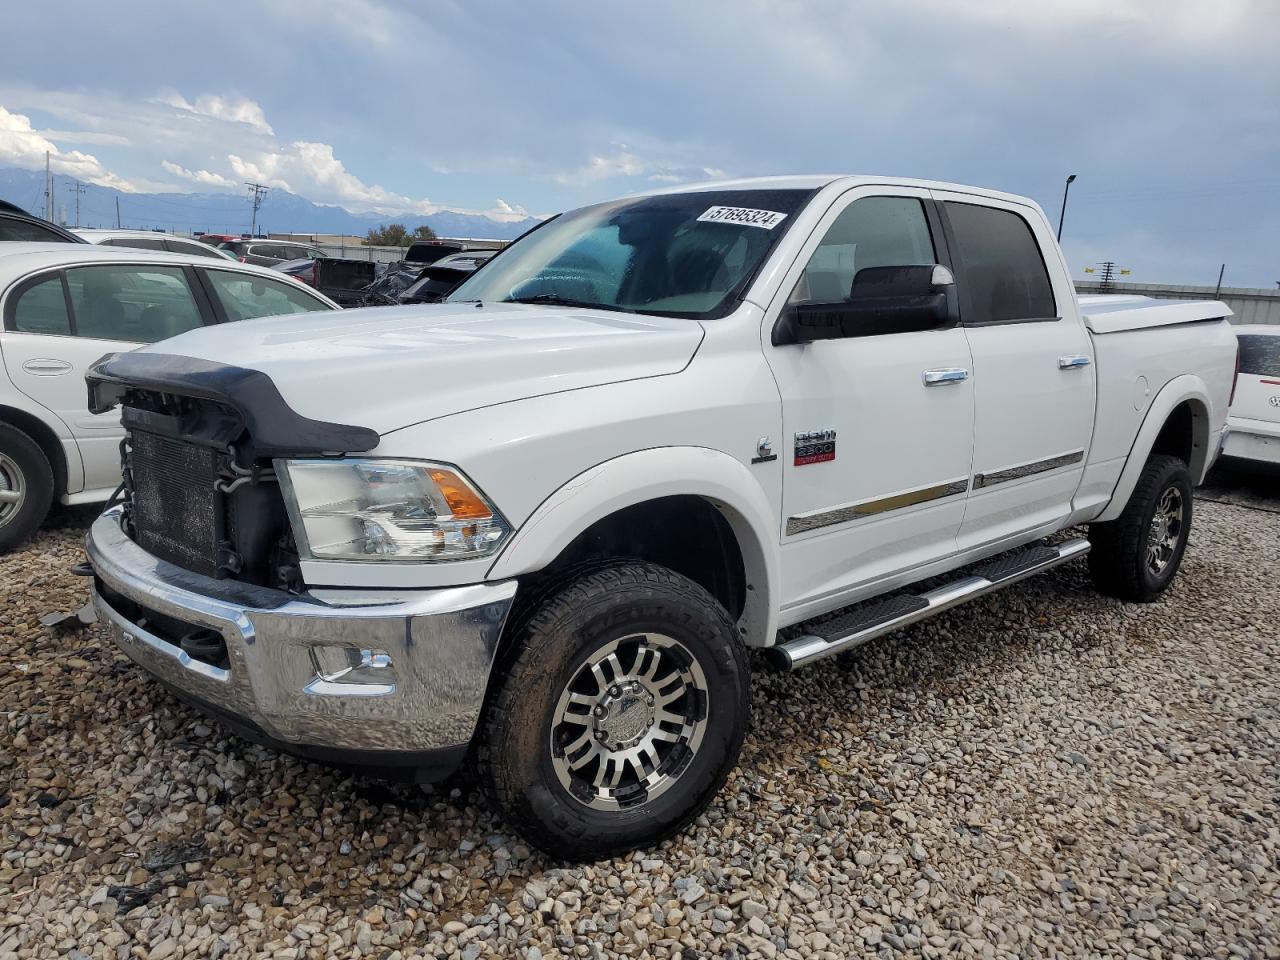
[
  {"xmin": 931, "ymin": 193, "xmax": 1064, "ymax": 328},
  {"xmin": 2, "ymin": 263, "xmax": 217, "ymax": 342},
  {"xmin": 765, "ymin": 186, "xmax": 959, "ymax": 346}
]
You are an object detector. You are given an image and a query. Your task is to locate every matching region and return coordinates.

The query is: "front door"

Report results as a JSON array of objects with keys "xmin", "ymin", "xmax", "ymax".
[
  {"xmin": 763, "ymin": 188, "xmax": 975, "ymax": 619},
  {"xmin": 932, "ymin": 192, "xmax": 1096, "ymax": 550},
  {"xmin": 1, "ymin": 262, "xmax": 208, "ymax": 493}
]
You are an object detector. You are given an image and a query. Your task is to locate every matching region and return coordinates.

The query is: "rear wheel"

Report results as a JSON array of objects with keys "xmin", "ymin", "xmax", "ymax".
[
  {"xmin": 1088, "ymin": 454, "xmax": 1192, "ymax": 602},
  {"xmin": 475, "ymin": 562, "xmax": 750, "ymax": 860},
  {"xmin": 0, "ymin": 423, "xmax": 54, "ymax": 554}
]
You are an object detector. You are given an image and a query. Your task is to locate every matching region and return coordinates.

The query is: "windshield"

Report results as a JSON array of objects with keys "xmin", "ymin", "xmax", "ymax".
[{"xmin": 447, "ymin": 188, "xmax": 814, "ymax": 319}]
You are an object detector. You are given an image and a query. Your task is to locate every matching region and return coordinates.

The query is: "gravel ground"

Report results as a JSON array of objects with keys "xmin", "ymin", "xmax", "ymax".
[{"xmin": 2, "ymin": 481, "xmax": 1278, "ymax": 960}]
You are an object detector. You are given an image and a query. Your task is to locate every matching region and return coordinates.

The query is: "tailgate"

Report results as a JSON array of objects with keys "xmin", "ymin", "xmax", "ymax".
[{"xmin": 315, "ymin": 258, "xmax": 377, "ymax": 291}]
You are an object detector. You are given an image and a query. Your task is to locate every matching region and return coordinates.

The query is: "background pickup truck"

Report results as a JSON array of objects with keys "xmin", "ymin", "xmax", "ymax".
[{"xmin": 84, "ymin": 175, "xmax": 1238, "ymax": 859}]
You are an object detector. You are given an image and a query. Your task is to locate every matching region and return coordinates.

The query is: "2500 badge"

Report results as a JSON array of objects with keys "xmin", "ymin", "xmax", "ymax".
[{"xmin": 794, "ymin": 429, "xmax": 837, "ymax": 465}]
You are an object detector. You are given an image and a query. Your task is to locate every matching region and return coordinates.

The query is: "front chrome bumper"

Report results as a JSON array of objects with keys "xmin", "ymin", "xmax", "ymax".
[{"xmin": 87, "ymin": 508, "xmax": 516, "ymax": 769}]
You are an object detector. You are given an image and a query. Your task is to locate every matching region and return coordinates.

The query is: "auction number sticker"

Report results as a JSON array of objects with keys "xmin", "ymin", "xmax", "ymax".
[{"xmin": 697, "ymin": 206, "xmax": 788, "ymax": 229}]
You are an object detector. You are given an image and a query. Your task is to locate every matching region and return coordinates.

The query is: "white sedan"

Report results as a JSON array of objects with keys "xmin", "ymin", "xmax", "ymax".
[
  {"xmin": 74, "ymin": 228, "xmax": 235, "ymax": 260},
  {"xmin": 0, "ymin": 243, "xmax": 338, "ymax": 551},
  {"xmin": 1223, "ymin": 325, "xmax": 1280, "ymax": 468}
]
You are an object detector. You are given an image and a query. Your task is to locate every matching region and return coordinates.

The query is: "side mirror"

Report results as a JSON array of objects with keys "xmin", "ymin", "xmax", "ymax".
[{"xmin": 775, "ymin": 264, "xmax": 955, "ymax": 345}]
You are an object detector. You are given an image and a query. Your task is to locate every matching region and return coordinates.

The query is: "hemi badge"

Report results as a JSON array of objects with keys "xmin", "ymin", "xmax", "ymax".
[{"xmin": 794, "ymin": 429, "xmax": 836, "ymax": 466}]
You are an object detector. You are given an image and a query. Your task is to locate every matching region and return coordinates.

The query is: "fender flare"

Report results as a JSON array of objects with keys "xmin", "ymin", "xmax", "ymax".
[
  {"xmin": 1094, "ymin": 374, "xmax": 1214, "ymax": 523},
  {"xmin": 486, "ymin": 446, "xmax": 780, "ymax": 647}
]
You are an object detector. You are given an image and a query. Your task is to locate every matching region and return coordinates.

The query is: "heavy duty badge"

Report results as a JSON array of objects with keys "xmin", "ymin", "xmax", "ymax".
[{"xmin": 794, "ymin": 429, "xmax": 837, "ymax": 465}]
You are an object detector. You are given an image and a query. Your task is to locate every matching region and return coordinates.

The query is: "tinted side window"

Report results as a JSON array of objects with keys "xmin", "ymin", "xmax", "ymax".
[
  {"xmin": 1238, "ymin": 334, "xmax": 1280, "ymax": 377},
  {"xmin": 10, "ymin": 275, "xmax": 72, "ymax": 334},
  {"xmin": 66, "ymin": 265, "xmax": 204, "ymax": 343},
  {"xmin": 106, "ymin": 236, "xmax": 167, "ymax": 251},
  {"xmin": 790, "ymin": 197, "xmax": 936, "ymax": 305},
  {"xmin": 944, "ymin": 202, "xmax": 1056, "ymax": 323},
  {"xmin": 0, "ymin": 218, "xmax": 71, "ymax": 242},
  {"xmin": 204, "ymin": 269, "xmax": 332, "ymax": 321}
]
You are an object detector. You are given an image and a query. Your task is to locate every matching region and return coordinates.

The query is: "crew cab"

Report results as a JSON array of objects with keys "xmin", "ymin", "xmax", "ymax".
[
  {"xmin": 84, "ymin": 176, "xmax": 1237, "ymax": 859},
  {"xmin": 0, "ymin": 244, "xmax": 337, "ymax": 550}
]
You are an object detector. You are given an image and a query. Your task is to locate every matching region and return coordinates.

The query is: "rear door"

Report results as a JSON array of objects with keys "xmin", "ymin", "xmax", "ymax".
[
  {"xmin": 764, "ymin": 186, "xmax": 975, "ymax": 615},
  {"xmin": 933, "ymin": 192, "xmax": 1095, "ymax": 550},
  {"xmin": 0, "ymin": 262, "xmax": 211, "ymax": 492}
]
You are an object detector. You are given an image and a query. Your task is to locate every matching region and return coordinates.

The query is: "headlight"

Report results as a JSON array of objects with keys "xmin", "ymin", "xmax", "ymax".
[{"xmin": 276, "ymin": 458, "xmax": 510, "ymax": 562}]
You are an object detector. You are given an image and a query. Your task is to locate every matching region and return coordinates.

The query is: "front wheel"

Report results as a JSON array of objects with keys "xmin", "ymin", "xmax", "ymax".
[
  {"xmin": 475, "ymin": 562, "xmax": 750, "ymax": 860},
  {"xmin": 1088, "ymin": 454, "xmax": 1193, "ymax": 602},
  {"xmin": 0, "ymin": 423, "xmax": 54, "ymax": 554}
]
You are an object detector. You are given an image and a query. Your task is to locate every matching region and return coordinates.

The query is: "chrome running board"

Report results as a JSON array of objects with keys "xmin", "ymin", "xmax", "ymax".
[{"xmin": 770, "ymin": 537, "xmax": 1091, "ymax": 670}]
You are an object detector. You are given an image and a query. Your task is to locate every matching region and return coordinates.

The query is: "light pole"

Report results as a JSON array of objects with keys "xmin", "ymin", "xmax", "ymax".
[{"xmin": 1056, "ymin": 174, "xmax": 1076, "ymax": 242}]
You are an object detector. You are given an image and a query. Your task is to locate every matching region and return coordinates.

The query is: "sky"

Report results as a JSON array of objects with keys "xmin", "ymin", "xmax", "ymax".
[{"xmin": 1, "ymin": 0, "xmax": 1277, "ymax": 286}]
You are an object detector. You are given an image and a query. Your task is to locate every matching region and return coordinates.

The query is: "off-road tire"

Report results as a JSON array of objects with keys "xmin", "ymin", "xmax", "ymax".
[
  {"xmin": 475, "ymin": 562, "xmax": 750, "ymax": 860},
  {"xmin": 1087, "ymin": 454, "xmax": 1192, "ymax": 602},
  {"xmin": 0, "ymin": 422, "xmax": 53, "ymax": 554}
]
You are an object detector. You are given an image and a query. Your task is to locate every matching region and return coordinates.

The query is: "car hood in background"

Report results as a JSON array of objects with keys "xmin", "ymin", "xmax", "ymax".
[{"xmin": 136, "ymin": 302, "xmax": 704, "ymax": 435}]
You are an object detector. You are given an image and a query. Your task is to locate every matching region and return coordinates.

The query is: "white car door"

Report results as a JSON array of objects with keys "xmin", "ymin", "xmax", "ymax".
[
  {"xmin": 763, "ymin": 187, "xmax": 975, "ymax": 619},
  {"xmin": 1, "ymin": 263, "xmax": 208, "ymax": 494},
  {"xmin": 930, "ymin": 191, "xmax": 1096, "ymax": 550}
]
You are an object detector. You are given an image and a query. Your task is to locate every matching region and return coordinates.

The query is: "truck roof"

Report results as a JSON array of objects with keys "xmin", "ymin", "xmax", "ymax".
[{"xmin": 642, "ymin": 174, "xmax": 1039, "ymax": 208}]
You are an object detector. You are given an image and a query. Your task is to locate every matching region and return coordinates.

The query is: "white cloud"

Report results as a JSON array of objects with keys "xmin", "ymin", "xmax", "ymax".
[
  {"xmin": 37, "ymin": 128, "xmax": 131, "ymax": 147},
  {"xmin": 553, "ymin": 143, "xmax": 726, "ymax": 187},
  {"xmin": 161, "ymin": 160, "xmax": 237, "ymax": 189},
  {"xmin": 158, "ymin": 92, "xmax": 274, "ymax": 134},
  {"xmin": 0, "ymin": 104, "xmax": 143, "ymax": 191},
  {"xmin": 481, "ymin": 198, "xmax": 532, "ymax": 223}
]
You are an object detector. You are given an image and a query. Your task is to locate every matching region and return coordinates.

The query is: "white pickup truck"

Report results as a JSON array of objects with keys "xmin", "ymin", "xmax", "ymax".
[{"xmin": 84, "ymin": 176, "xmax": 1238, "ymax": 859}]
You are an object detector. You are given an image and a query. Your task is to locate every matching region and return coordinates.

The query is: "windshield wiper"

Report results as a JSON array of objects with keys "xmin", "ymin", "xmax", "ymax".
[{"xmin": 503, "ymin": 294, "xmax": 634, "ymax": 313}]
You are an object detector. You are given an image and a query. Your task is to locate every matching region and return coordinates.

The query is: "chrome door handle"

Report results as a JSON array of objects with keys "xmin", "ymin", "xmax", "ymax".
[
  {"xmin": 922, "ymin": 368, "xmax": 969, "ymax": 386},
  {"xmin": 1058, "ymin": 355, "xmax": 1091, "ymax": 369},
  {"xmin": 22, "ymin": 359, "xmax": 73, "ymax": 375}
]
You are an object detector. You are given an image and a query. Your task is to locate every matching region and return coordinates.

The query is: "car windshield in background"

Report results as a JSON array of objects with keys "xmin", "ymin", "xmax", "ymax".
[
  {"xmin": 1237, "ymin": 334, "xmax": 1280, "ymax": 377},
  {"xmin": 447, "ymin": 189, "xmax": 815, "ymax": 319}
]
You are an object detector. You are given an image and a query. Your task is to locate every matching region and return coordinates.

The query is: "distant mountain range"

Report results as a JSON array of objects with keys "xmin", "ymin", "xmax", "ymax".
[{"xmin": 0, "ymin": 167, "xmax": 540, "ymax": 240}]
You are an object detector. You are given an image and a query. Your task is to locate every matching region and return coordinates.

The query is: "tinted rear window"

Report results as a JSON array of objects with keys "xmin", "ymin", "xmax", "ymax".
[
  {"xmin": 1238, "ymin": 334, "xmax": 1280, "ymax": 377},
  {"xmin": 106, "ymin": 236, "xmax": 167, "ymax": 251},
  {"xmin": 945, "ymin": 202, "xmax": 1056, "ymax": 323}
]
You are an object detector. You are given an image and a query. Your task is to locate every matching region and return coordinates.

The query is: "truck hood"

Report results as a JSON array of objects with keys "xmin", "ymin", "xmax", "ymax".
[{"xmin": 136, "ymin": 302, "xmax": 704, "ymax": 435}]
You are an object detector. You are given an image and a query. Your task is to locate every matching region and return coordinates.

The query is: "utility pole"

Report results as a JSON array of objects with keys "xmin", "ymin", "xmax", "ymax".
[
  {"xmin": 72, "ymin": 180, "xmax": 87, "ymax": 227},
  {"xmin": 245, "ymin": 182, "xmax": 269, "ymax": 237},
  {"xmin": 1056, "ymin": 174, "xmax": 1076, "ymax": 242},
  {"xmin": 115, "ymin": 195, "xmax": 122, "ymax": 229},
  {"xmin": 44, "ymin": 151, "xmax": 51, "ymax": 220},
  {"xmin": 1214, "ymin": 264, "xmax": 1225, "ymax": 299}
]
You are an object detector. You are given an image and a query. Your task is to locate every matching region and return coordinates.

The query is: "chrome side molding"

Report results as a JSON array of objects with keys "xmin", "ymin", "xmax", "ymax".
[
  {"xmin": 973, "ymin": 449, "xmax": 1085, "ymax": 489},
  {"xmin": 786, "ymin": 478, "xmax": 968, "ymax": 536}
]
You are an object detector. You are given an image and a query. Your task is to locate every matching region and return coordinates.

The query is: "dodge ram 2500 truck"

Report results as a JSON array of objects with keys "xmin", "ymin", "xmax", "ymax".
[{"xmin": 84, "ymin": 176, "xmax": 1238, "ymax": 859}]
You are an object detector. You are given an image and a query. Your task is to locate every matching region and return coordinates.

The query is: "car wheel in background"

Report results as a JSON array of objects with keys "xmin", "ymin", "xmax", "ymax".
[{"xmin": 0, "ymin": 422, "xmax": 54, "ymax": 553}]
